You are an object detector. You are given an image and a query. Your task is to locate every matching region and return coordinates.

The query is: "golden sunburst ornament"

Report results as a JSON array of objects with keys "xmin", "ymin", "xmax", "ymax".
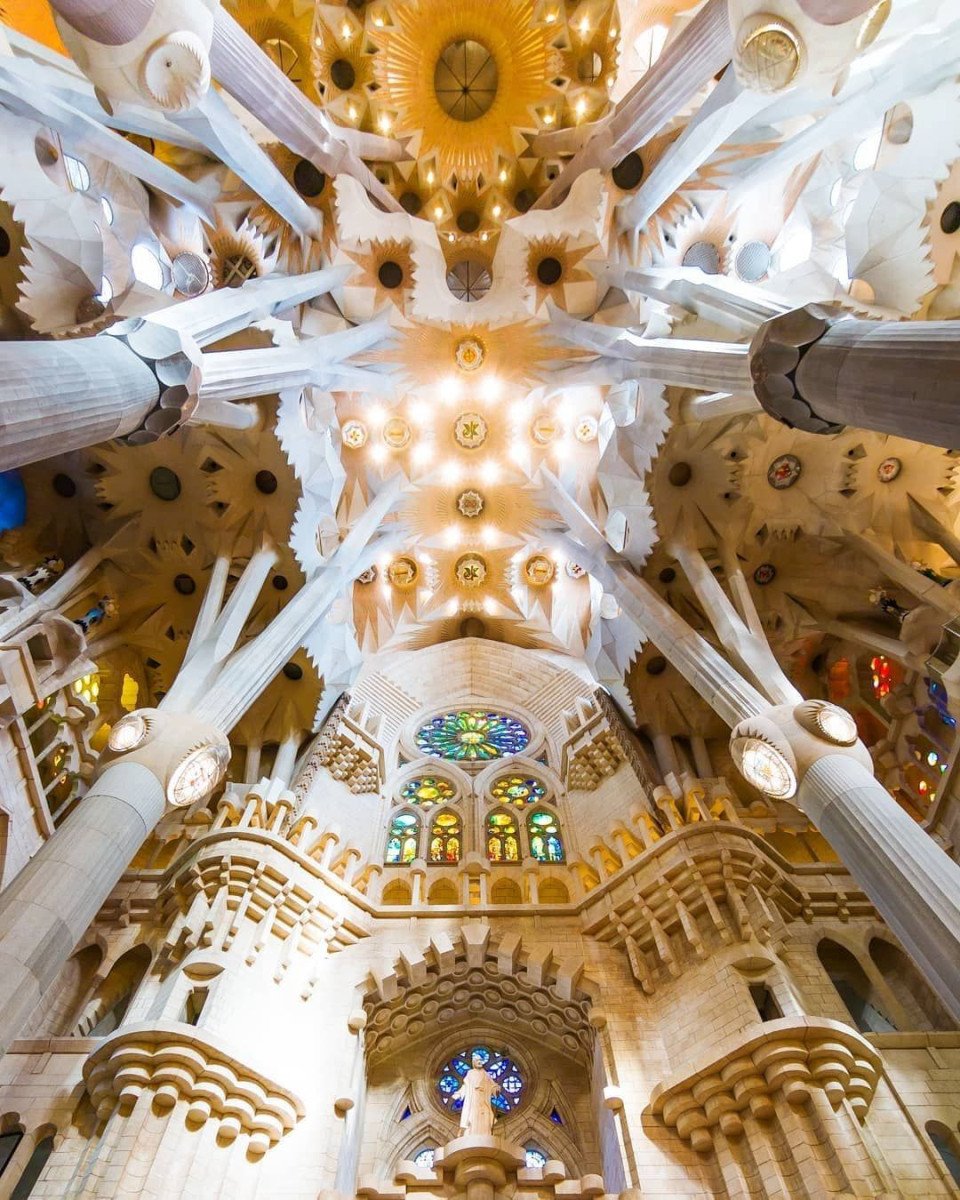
[{"xmin": 372, "ymin": 0, "xmax": 555, "ymax": 183}]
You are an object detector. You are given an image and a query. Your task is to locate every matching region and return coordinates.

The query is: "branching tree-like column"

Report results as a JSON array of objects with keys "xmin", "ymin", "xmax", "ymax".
[
  {"xmin": 544, "ymin": 471, "xmax": 960, "ymax": 1021},
  {"xmin": 0, "ymin": 481, "xmax": 404, "ymax": 1057},
  {"xmin": 750, "ymin": 306, "xmax": 960, "ymax": 447},
  {"xmin": 0, "ymin": 268, "xmax": 353, "ymax": 471},
  {"xmin": 533, "ymin": 0, "xmax": 732, "ymax": 210}
]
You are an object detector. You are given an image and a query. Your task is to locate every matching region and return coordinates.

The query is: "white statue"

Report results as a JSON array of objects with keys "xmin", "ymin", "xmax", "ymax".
[{"xmin": 454, "ymin": 1053, "xmax": 501, "ymax": 1136}]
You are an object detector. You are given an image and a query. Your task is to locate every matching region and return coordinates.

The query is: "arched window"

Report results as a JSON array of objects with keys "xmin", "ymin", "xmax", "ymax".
[
  {"xmin": 413, "ymin": 1146, "xmax": 436, "ymax": 1168},
  {"xmin": 927, "ymin": 1122, "xmax": 960, "ymax": 1185},
  {"xmin": 491, "ymin": 878, "xmax": 522, "ymax": 904},
  {"xmin": 0, "ymin": 1125, "xmax": 23, "ymax": 1178},
  {"xmin": 487, "ymin": 811, "xmax": 520, "ymax": 862},
  {"xmin": 429, "ymin": 811, "xmax": 461, "ymax": 863},
  {"xmin": 385, "ymin": 813, "xmax": 420, "ymax": 864},
  {"xmin": 427, "ymin": 878, "xmax": 458, "ymax": 905},
  {"xmin": 525, "ymin": 1146, "xmax": 548, "ymax": 1169},
  {"xmin": 528, "ymin": 810, "xmax": 564, "ymax": 863},
  {"xmin": 538, "ymin": 879, "xmax": 569, "ymax": 904},
  {"xmin": 817, "ymin": 939, "xmax": 896, "ymax": 1034},
  {"xmin": 82, "ymin": 946, "xmax": 150, "ymax": 1037},
  {"xmin": 490, "ymin": 773, "xmax": 547, "ymax": 806},
  {"xmin": 9, "ymin": 1134, "xmax": 54, "ymax": 1199},
  {"xmin": 382, "ymin": 879, "xmax": 412, "ymax": 905},
  {"xmin": 869, "ymin": 938, "xmax": 955, "ymax": 1030}
]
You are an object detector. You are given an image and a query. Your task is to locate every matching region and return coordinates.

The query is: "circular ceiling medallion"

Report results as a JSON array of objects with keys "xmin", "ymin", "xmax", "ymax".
[
  {"xmin": 455, "ymin": 336, "xmax": 486, "ymax": 372},
  {"xmin": 767, "ymin": 454, "xmax": 802, "ymax": 490},
  {"xmin": 434, "ymin": 39, "xmax": 499, "ymax": 122},
  {"xmin": 342, "ymin": 419, "xmax": 368, "ymax": 449},
  {"xmin": 877, "ymin": 456, "xmax": 902, "ymax": 484},
  {"xmin": 454, "ymin": 411, "xmax": 488, "ymax": 449},
  {"xmin": 357, "ymin": 565, "xmax": 378, "ymax": 584},
  {"xmin": 455, "ymin": 554, "xmax": 487, "ymax": 588},
  {"xmin": 574, "ymin": 414, "xmax": 598, "ymax": 443},
  {"xmin": 388, "ymin": 556, "xmax": 419, "ymax": 589},
  {"xmin": 524, "ymin": 554, "xmax": 555, "ymax": 587},
  {"xmin": 383, "ymin": 417, "xmax": 412, "ymax": 450},
  {"xmin": 446, "ymin": 259, "xmax": 492, "ymax": 303},
  {"xmin": 738, "ymin": 19, "xmax": 803, "ymax": 94},
  {"xmin": 565, "ymin": 561, "xmax": 586, "ymax": 579},
  {"xmin": 171, "ymin": 251, "xmax": 210, "ymax": 297},
  {"xmin": 753, "ymin": 563, "xmax": 777, "ymax": 586},
  {"xmin": 735, "ymin": 241, "xmax": 771, "ymax": 282},
  {"xmin": 530, "ymin": 413, "xmax": 561, "ymax": 445},
  {"xmin": 457, "ymin": 489, "xmax": 485, "ymax": 518}
]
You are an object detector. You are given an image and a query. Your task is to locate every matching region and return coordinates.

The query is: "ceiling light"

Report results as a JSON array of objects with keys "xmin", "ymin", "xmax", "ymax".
[
  {"xmin": 480, "ymin": 376, "xmax": 502, "ymax": 403},
  {"xmin": 794, "ymin": 700, "xmax": 859, "ymax": 746},
  {"xmin": 341, "ymin": 20, "xmax": 352, "ymax": 38},
  {"xmin": 108, "ymin": 713, "xmax": 147, "ymax": 753},
  {"xmin": 441, "ymin": 461, "xmax": 463, "ymax": 485},
  {"xmin": 737, "ymin": 739, "xmax": 797, "ymax": 799},
  {"xmin": 575, "ymin": 96, "xmax": 588, "ymax": 118},
  {"xmin": 367, "ymin": 404, "xmax": 386, "ymax": 426},
  {"xmin": 499, "ymin": 168, "xmax": 508, "ymax": 183},
  {"xmin": 411, "ymin": 443, "xmax": 432, "ymax": 466},
  {"xmin": 492, "ymin": 204, "xmax": 502, "ymax": 218},
  {"xmin": 578, "ymin": 16, "xmax": 590, "ymax": 34},
  {"xmin": 426, "ymin": 169, "xmax": 436, "ymax": 185},
  {"xmin": 378, "ymin": 114, "xmax": 392, "ymax": 133},
  {"xmin": 348, "ymin": 103, "xmax": 358, "ymax": 121},
  {"xmin": 479, "ymin": 460, "xmax": 501, "ymax": 484},
  {"xmin": 543, "ymin": 111, "xmax": 555, "ymax": 125},
  {"xmin": 369, "ymin": 444, "xmax": 388, "ymax": 463},
  {"xmin": 434, "ymin": 204, "xmax": 444, "ymax": 219}
]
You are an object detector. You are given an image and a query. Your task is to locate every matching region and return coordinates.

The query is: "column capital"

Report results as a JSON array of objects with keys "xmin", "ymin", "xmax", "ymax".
[
  {"xmin": 101, "ymin": 318, "xmax": 203, "ymax": 446},
  {"xmin": 748, "ymin": 305, "xmax": 845, "ymax": 434},
  {"xmin": 97, "ymin": 708, "xmax": 230, "ymax": 809}
]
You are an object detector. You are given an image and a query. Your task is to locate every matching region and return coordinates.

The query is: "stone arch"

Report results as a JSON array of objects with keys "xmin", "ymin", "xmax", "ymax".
[
  {"xmin": 485, "ymin": 805, "xmax": 522, "ymax": 864},
  {"xmin": 475, "ymin": 755, "xmax": 564, "ymax": 803},
  {"xmin": 426, "ymin": 877, "xmax": 459, "ymax": 905},
  {"xmin": 538, "ymin": 878, "xmax": 570, "ymax": 905},
  {"xmin": 491, "ymin": 877, "xmax": 523, "ymax": 904},
  {"xmin": 817, "ymin": 938, "xmax": 896, "ymax": 1034},
  {"xmin": 6, "ymin": 1122, "xmax": 57, "ymax": 1200},
  {"xmin": 926, "ymin": 1121, "xmax": 960, "ymax": 1186},
  {"xmin": 392, "ymin": 761, "xmax": 472, "ymax": 805},
  {"xmin": 22, "ymin": 942, "xmax": 103, "ymax": 1037},
  {"xmin": 868, "ymin": 936, "xmax": 955, "ymax": 1031},
  {"xmin": 382, "ymin": 878, "xmax": 412, "ymax": 905},
  {"xmin": 76, "ymin": 944, "xmax": 152, "ymax": 1037},
  {"xmin": 385, "ymin": 806, "xmax": 422, "ymax": 865}
]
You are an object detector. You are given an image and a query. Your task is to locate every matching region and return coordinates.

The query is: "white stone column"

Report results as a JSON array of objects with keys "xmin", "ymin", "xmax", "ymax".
[
  {"xmin": 47, "ymin": 0, "xmax": 154, "ymax": 45},
  {"xmin": 751, "ymin": 306, "xmax": 960, "ymax": 447},
  {"xmin": 0, "ymin": 337, "xmax": 159, "ymax": 472}
]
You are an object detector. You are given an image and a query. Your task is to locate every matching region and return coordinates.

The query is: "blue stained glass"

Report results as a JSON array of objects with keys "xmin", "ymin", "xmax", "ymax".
[
  {"xmin": 416, "ymin": 710, "xmax": 530, "ymax": 762},
  {"xmin": 0, "ymin": 470, "xmax": 26, "ymax": 533},
  {"xmin": 437, "ymin": 1045, "xmax": 525, "ymax": 1117},
  {"xmin": 525, "ymin": 1148, "xmax": 548, "ymax": 1169}
]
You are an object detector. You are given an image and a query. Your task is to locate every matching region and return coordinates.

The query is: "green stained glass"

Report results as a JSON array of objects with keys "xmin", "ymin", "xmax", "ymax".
[
  {"xmin": 528, "ymin": 810, "xmax": 564, "ymax": 862},
  {"xmin": 385, "ymin": 812, "xmax": 419, "ymax": 864},
  {"xmin": 416, "ymin": 710, "xmax": 529, "ymax": 762}
]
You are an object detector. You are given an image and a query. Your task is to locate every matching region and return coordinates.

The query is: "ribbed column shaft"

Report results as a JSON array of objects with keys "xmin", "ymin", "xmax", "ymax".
[
  {"xmin": 0, "ymin": 338, "xmax": 159, "ymax": 471},
  {"xmin": 0, "ymin": 762, "xmax": 165, "ymax": 1055},
  {"xmin": 48, "ymin": 0, "xmax": 155, "ymax": 44},
  {"xmin": 800, "ymin": 755, "xmax": 960, "ymax": 1022},
  {"xmin": 620, "ymin": 339, "xmax": 754, "ymax": 392},
  {"xmin": 796, "ymin": 320, "xmax": 960, "ymax": 448}
]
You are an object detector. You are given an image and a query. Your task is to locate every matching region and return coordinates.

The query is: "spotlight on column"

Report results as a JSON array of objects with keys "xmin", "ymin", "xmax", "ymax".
[
  {"xmin": 107, "ymin": 712, "xmax": 148, "ymax": 752},
  {"xmin": 730, "ymin": 718, "xmax": 798, "ymax": 800},
  {"xmin": 793, "ymin": 700, "xmax": 858, "ymax": 746}
]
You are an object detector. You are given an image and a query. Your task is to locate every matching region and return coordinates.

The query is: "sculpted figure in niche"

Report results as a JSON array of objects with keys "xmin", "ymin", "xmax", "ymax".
[{"xmin": 455, "ymin": 1053, "xmax": 501, "ymax": 1136}]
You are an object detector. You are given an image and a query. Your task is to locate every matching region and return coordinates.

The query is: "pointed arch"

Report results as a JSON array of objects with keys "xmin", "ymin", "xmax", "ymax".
[
  {"xmin": 427, "ymin": 807, "xmax": 461, "ymax": 863},
  {"xmin": 385, "ymin": 809, "xmax": 421, "ymax": 864},
  {"xmin": 76, "ymin": 945, "xmax": 151, "ymax": 1037},
  {"xmin": 527, "ymin": 807, "xmax": 565, "ymax": 863},
  {"xmin": 486, "ymin": 807, "xmax": 521, "ymax": 862}
]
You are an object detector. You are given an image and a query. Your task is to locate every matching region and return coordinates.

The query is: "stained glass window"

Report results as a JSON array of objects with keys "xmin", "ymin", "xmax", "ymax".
[
  {"xmin": 528, "ymin": 810, "xmax": 564, "ymax": 862},
  {"xmin": 525, "ymin": 1147, "xmax": 548, "ymax": 1169},
  {"xmin": 413, "ymin": 1147, "xmax": 436, "ymax": 1168},
  {"xmin": 401, "ymin": 776, "xmax": 456, "ymax": 808},
  {"xmin": 416, "ymin": 710, "xmax": 529, "ymax": 761},
  {"xmin": 871, "ymin": 655, "xmax": 893, "ymax": 699},
  {"xmin": 386, "ymin": 812, "xmax": 419, "ymax": 864},
  {"xmin": 437, "ymin": 1046, "xmax": 524, "ymax": 1117},
  {"xmin": 491, "ymin": 774, "xmax": 546, "ymax": 806},
  {"xmin": 429, "ymin": 811, "xmax": 461, "ymax": 862},
  {"xmin": 487, "ymin": 812, "xmax": 520, "ymax": 862}
]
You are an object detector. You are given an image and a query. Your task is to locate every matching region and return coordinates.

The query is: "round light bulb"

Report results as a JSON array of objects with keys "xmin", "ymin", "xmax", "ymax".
[
  {"xmin": 108, "ymin": 713, "xmax": 147, "ymax": 753},
  {"xmin": 739, "ymin": 738, "xmax": 797, "ymax": 799},
  {"xmin": 168, "ymin": 746, "xmax": 228, "ymax": 807}
]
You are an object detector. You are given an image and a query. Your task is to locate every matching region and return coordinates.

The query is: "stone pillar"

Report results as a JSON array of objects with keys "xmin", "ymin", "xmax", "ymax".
[
  {"xmin": 750, "ymin": 305, "xmax": 960, "ymax": 448},
  {"xmin": 0, "ymin": 337, "xmax": 159, "ymax": 472},
  {"xmin": 0, "ymin": 710, "xmax": 227, "ymax": 1055},
  {"xmin": 48, "ymin": 0, "xmax": 155, "ymax": 45},
  {"xmin": 730, "ymin": 702, "xmax": 960, "ymax": 1023}
]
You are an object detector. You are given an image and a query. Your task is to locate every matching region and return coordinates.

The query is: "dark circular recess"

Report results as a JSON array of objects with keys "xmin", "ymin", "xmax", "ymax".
[
  {"xmin": 668, "ymin": 462, "xmax": 692, "ymax": 487},
  {"xmin": 457, "ymin": 209, "xmax": 481, "ymax": 234},
  {"xmin": 283, "ymin": 662, "xmax": 304, "ymax": 680},
  {"xmin": 434, "ymin": 39, "xmax": 498, "ymax": 122},
  {"xmin": 400, "ymin": 191, "xmax": 423, "ymax": 215},
  {"xmin": 272, "ymin": 575, "xmax": 289, "ymax": 591},
  {"xmin": 646, "ymin": 655, "xmax": 667, "ymax": 676},
  {"xmin": 331, "ymin": 58, "xmax": 357, "ymax": 91},
  {"xmin": 255, "ymin": 469, "xmax": 278, "ymax": 495},
  {"xmin": 536, "ymin": 257, "xmax": 563, "ymax": 286},
  {"xmin": 941, "ymin": 201, "xmax": 960, "ymax": 235},
  {"xmin": 658, "ymin": 567, "xmax": 676, "ymax": 584},
  {"xmin": 460, "ymin": 616, "xmax": 486, "ymax": 638},
  {"xmin": 293, "ymin": 159, "xmax": 326, "ymax": 198},
  {"xmin": 378, "ymin": 260, "xmax": 404, "ymax": 289},
  {"xmin": 149, "ymin": 466, "xmax": 181, "ymax": 501},
  {"xmin": 0, "ymin": 228, "xmax": 9, "ymax": 259},
  {"xmin": 173, "ymin": 573, "xmax": 196, "ymax": 596},
  {"xmin": 612, "ymin": 152, "xmax": 644, "ymax": 191},
  {"xmin": 514, "ymin": 188, "xmax": 536, "ymax": 213},
  {"xmin": 52, "ymin": 473, "xmax": 76, "ymax": 499}
]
